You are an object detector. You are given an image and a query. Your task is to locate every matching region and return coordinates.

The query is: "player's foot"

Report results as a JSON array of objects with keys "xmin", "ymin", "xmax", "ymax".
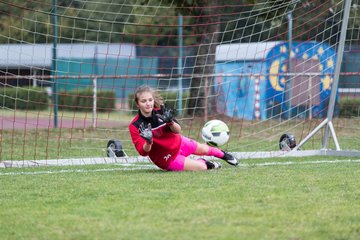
[
  {"xmin": 221, "ymin": 151, "xmax": 238, "ymax": 166},
  {"xmin": 205, "ymin": 160, "xmax": 222, "ymax": 169},
  {"xmin": 212, "ymin": 161, "xmax": 222, "ymax": 169}
]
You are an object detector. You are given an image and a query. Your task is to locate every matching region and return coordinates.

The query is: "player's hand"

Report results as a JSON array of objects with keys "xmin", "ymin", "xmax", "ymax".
[
  {"xmin": 139, "ymin": 122, "xmax": 153, "ymax": 144},
  {"xmin": 157, "ymin": 107, "xmax": 174, "ymax": 124}
]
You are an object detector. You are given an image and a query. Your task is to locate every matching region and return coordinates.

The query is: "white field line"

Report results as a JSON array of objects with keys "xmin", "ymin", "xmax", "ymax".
[
  {"xmin": 237, "ymin": 159, "xmax": 360, "ymax": 167},
  {"xmin": 0, "ymin": 164, "xmax": 158, "ymax": 176},
  {"xmin": 0, "ymin": 159, "xmax": 359, "ymax": 176}
]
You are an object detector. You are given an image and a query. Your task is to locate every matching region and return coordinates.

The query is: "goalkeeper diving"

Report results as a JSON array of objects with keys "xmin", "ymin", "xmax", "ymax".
[{"xmin": 129, "ymin": 85, "xmax": 238, "ymax": 171}]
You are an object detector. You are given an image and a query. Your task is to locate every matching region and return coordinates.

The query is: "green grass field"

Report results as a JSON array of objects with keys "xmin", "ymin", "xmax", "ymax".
[
  {"xmin": 1, "ymin": 112, "xmax": 359, "ymax": 239},
  {"xmin": 1, "ymin": 156, "xmax": 359, "ymax": 239}
]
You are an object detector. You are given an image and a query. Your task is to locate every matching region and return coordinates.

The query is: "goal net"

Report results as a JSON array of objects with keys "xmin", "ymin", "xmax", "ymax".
[{"xmin": 1, "ymin": 0, "xmax": 359, "ymax": 167}]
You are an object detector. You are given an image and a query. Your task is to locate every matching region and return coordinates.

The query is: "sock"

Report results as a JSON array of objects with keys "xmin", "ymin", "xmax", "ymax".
[{"xmin": 207, "ymin": 146, "xmax": 224, "ymax": 158}]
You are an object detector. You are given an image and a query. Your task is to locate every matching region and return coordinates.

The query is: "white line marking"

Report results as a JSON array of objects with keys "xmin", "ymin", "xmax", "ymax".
[
  {"xmin": 239, "ymin": 159, "xmax": 360, "ymax": 167},
  {"xmin": 0, "ymin": 159, "xmax": 359, "ymax": 176},
  {"xmin": 0, "ymin": 165, "xmax": 158, "ymax": 176}
]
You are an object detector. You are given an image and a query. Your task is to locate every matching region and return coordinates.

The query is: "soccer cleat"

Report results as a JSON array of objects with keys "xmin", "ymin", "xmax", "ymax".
[
  {"xmin": 212, "ymin": 161, "xmax": 222, "ymax": 169},
  {"xmin": 204, "ymin": 160, "xmax": 222, "ymax": 170},
  {"xmin": 221, "ymin": 151, "xmax": 239, "ymax": 166}
]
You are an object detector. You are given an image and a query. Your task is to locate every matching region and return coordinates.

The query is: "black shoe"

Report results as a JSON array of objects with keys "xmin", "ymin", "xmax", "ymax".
[
  {"xmin": 204, "ymin": 159, "xmax": 222, "ymax": 169},
  {"xmin": 221, "ymin": 151, "xmax": 238, "ymax": 166},
  {"xmin": 212, "ymin": 161, "xmax": 222, "ymax": 169}
]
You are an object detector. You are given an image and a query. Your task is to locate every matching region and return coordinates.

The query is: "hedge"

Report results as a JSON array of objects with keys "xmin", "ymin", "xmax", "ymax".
[
  {"xmin": 338, "ymin": 98, "xmax": 360, "ymax": 118},
  {"xmin": 1, "ymin": 87, "xmax": 48, "ymax": 110},
  {"xmin": 58, "ymin": 89, "xmax": 115, "ymax": 112}
]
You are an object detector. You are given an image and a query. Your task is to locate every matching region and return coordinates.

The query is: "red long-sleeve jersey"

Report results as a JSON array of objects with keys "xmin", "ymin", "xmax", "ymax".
[{"xmin": 128, "ymin": 109, "xmax": 181, "ymax": 170}]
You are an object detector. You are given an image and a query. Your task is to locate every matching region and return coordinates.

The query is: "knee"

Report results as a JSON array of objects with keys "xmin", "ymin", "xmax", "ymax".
[
  {"xmin": 191, "ymin": 161, "xmax": 208, "ymax": 171},
  {"xmin": 197, "ymin": 163, "xmax": 208, "ymax": 171},
  {"xmin": 195, "ymin": 143, "xmax": 209, "ymax": 155},
  {"xmin": 184, "ymin": 158, "xmax": 208, "ymax": 171}
]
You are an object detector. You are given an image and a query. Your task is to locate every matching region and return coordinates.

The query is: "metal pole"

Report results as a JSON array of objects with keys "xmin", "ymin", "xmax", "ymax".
[
  {"xmin": 93, "ymin": 77, "xmax": 97, "ymax": 128},
  {"xmin": 322, "ymin": 0, "xmax": 351, "ymax": 149},
  {"xmin": 294, "ymin": 118, "xmax": 329, "ymax": 151},
  {"xmin": 286, "ymin": 11, "xmax": 293, "ymax": 119},
  {"xmin": 51, "ymin": 0, "xmax": 58, "ymax": 128},
  {"xmin": 177, "ymin": 14, "xmax": 183, "ymax": 115},
  {"xmin": 92, "ymin": 45, "xmax": 98, "ymax": 128}
]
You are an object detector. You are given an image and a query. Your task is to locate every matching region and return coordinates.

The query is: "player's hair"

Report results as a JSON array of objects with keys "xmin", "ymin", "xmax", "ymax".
[{"xmin": 134, "ymin": 85, "xmax": 164, "ymax": 109}]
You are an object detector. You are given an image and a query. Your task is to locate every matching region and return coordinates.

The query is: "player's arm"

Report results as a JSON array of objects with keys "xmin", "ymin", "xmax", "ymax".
[
  {"xmin": 167, "ymin": 120, "xmax": 181, "ymax": 133},
  {"xmin": 129, "ymin": 124, "xmax": 151, "ymax": 156},
  {"xmin": 139, "ymin": 122, "xmax": 153, "ymax": 152},
  {"xmin": 157, "ymin": 107, "xmax": 181, "ymax": 133},
  {"xmin": 142, "ymin": 140, "xmax": 153, "ymax": 152}
]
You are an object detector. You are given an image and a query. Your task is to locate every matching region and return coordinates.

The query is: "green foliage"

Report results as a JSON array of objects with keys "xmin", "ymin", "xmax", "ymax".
[
  {"xmin": 161, "ymin": 91, "xmax": 190, "ymax": 115},
  {"xmin": 0, "ymin": 87, "xmax": 48, "ymax": 110},
  {"xmin": 0, "ymin": 0, "xmax": 134, "ymax": 43},
  {"xmin": 338, "ymin": 98, "xmax": 360, "ymax": 118},
  {"xmin": 58, "ymin": 89, "xmax": 115, "ymax": 112},
  {"xmin": 1, "ymin": 0, "xmax": 358, "ymax": 45}
]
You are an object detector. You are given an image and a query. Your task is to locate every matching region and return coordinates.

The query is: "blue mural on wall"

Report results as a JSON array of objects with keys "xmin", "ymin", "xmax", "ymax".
[
  {"xmin": 266, "ymin": 42, "xmax": 336, "ymax": 118},
  {"xmin": 214, "ymin": 62, "xmax": 267, "ymax": 120},
  {"xmin": 214, "ymin": 41, "xmax": 337, "ymax": 120}
]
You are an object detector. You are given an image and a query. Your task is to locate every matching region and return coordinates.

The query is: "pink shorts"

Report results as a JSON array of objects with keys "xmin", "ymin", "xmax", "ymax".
[{"xmin": 167, "ymin": 136, "xmax": 198, "ymax": 171}]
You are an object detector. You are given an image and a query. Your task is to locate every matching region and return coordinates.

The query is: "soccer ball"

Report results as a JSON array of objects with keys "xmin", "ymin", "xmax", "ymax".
[{"xmin": 201, "ymin": 120, "xmax": 230, "ymax": 147}]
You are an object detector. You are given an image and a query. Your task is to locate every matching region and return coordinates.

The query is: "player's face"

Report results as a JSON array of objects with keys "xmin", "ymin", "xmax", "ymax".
[{"xmin": 136, "ymin": 91, "xmax": 154, "ymax": 117}]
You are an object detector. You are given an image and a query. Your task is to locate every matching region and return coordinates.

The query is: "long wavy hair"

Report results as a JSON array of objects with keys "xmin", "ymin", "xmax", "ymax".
[{"xmin": 134, "ymin": 85, "xmax": 164, "ymax": 109}]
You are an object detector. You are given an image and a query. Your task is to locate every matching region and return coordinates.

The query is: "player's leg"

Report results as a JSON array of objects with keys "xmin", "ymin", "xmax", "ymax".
[
  {"xmin": 167, "ymin": 154, "xmax": 220, "ymax": 171},
  {"xmin": 179, "ymin": 136, "xmax": 234, "ymax": 168},
  {"xmin": 184, "ymin": 157, "xmax": 221, "ymax": 171},
  {"xmin": 194, "ymin": 142, "xmax": 239, "ymax": 166},
  {"xmin": 194, "ymin": 142, "xmax": 221, "ymax": 156}
]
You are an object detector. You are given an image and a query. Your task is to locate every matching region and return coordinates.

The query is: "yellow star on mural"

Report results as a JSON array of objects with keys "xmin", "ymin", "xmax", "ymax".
[
  {"xmin": 303, "ymin": 53, "xmax": 309, "ymax": 60},
  {"xmin": 290, "ymin": 51, "xmax": 295, "ymax": 58},
  {"xmin": 327, "ymin": 58, "xmax": 334, "ymax": 68},
  {"xmin": 317, "ymin": 47, "xmax": 324, "ymax": 55},
  {"xmin": 321, "ymin": 75, "xmax": 333, "ymax": 90},
  {"xmin": 318, "ymin": 64, "xmax": 323, "ymax": 71},
  {"xmin": 280, "ymin": 46, "xmax": 287, "ymax": 53}
]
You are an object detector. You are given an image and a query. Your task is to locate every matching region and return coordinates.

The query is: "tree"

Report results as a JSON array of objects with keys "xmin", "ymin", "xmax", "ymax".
[
  {"xmin": 176, "ymin": 0, "xmax": 221, "ymax": 116},
  {"xmin": 0, "ymin": 0, "xmax": 133, "ymax": 44},
  {"xmin": 165, "ymin": 0, "xmax": 245, "ymax": 116},
  {"xmin": 152, "ymin": 0, "xmax": 293, "ymax": 116}
]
